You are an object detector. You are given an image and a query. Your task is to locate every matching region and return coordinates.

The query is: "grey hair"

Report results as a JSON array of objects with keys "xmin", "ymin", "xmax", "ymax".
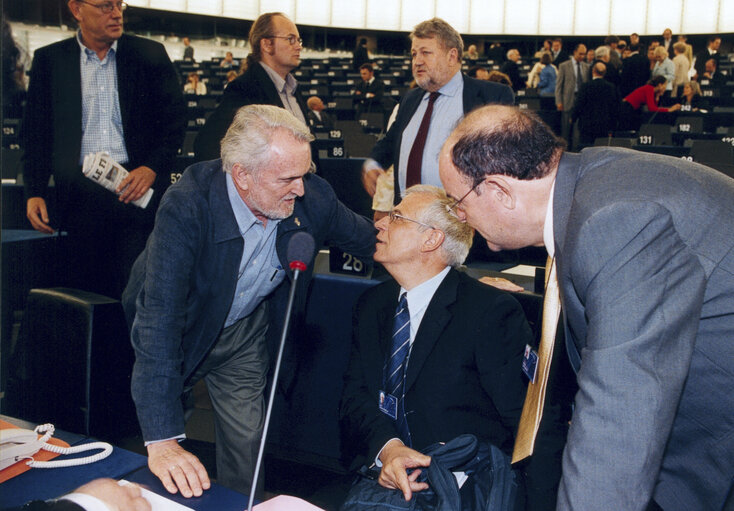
[
  {"xmin": 404, "ymin": 185, "xmax": 474, "ymax": 267},
  {"xmin": 220, "ymin": 104, "xmax": 314, "ymax": 174},
  {"xmin": 595, "ymin": 46, "xmax": 610, "ymax": 59},
  {"xmin": 410, "ymin": 18, "xmax": 464, "ymax": 57}
]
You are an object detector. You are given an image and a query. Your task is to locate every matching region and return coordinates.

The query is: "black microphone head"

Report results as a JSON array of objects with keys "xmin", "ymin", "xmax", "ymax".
[{"xmin": 287, "ymin": 231, "xmax": 316, "ymax": 271}]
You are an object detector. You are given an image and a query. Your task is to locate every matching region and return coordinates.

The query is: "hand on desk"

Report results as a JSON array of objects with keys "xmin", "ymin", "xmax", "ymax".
[
  {"xmin": 147, "ymin": 439, "xmax": 210, "ymax": 498},
  {"xmin": 378, "ymin": 439, "xmax": 431, "ymax": 501},
  {"xmin": 26, "ymin": 197, "xmax": 54, "ymax": 234},
  {"xmin": 75, "ymin": 478, "xmax": 150, "ymax": 511}
]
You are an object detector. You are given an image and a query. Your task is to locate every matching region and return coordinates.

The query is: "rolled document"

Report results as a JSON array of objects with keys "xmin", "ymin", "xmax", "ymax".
[{"xmin": 82, "ymin": 151, "xmax": 154, "ymax": 209}]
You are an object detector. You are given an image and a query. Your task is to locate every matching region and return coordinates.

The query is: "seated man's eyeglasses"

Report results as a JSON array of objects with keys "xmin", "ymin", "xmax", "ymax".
[
  {"xmin": 269, "ymin": 35, "xmax": 303, "ymax": 46},
  {"xmin": 388, "ymin": 210, "xmax": 435, "ymax": 230},
  {"xmin": 77, "ymin": 1, "xmax": 127, "ymax": 13}
]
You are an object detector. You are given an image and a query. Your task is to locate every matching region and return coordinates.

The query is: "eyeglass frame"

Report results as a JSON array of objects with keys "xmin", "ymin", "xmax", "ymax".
[
  {"xmin": 76, "ymin": 0, "xmax": 127, "ymax": 13},
  {"xmin": 446, "ymin": 178, "xmax": 485, "ymax": 213},
  {"xmin": 267, "ymin": 35, "xmax": 303, "ymax": 46},
  {"xmin": 388, "ymin": 210, "xmax": 436, "ymax": 230}
]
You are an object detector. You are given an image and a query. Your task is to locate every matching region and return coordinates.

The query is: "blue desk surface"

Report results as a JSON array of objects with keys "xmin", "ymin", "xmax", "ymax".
[
  {"xmin": 127, "ymin": 467, "xmax": 251, "ymax": 511},
  {"xmin": 0, "ymin": 440, "xmax": 147, "ymax": 508},
  {"xmin": 1, "ymin": 229, "xmax": 62, "ymax": 243}
]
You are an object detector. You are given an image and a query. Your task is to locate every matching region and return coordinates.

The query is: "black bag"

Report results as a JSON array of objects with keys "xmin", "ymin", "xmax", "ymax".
[{"xmin": 340, "ymin": 434, "xmax": 518, "ymax": 511}]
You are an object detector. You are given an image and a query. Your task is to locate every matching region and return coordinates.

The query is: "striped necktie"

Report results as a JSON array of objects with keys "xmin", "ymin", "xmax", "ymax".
[{"xmin": 386, "ymin": 293, "xmax": 412, "ymax": 446}]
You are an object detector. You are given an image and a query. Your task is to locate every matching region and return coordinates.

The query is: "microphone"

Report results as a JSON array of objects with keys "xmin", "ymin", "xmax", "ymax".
[
  {"xmin": 287, "ymin": 231, "xmax": 316, "ymax": 273},
  {"xmin": 248, "ymin": 232, "xmax": 316, "ymax": 511}
]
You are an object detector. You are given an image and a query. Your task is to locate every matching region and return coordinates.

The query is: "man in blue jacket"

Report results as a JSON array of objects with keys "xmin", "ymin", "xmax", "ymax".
[{"xmin": 122, "ymin": 105, "xmax": 375, "ymax": 498}]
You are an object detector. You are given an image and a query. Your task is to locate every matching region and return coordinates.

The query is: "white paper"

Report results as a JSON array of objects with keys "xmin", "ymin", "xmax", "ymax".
[{"xmin": 118, "ymin": 480, "xmax": 194, "ymax": 511}]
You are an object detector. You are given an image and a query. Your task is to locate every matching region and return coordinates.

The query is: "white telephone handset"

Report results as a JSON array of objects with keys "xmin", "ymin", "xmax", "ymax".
[{"xmin": 0, "ymin": 424, "xmax": 113, "ymax": 470}]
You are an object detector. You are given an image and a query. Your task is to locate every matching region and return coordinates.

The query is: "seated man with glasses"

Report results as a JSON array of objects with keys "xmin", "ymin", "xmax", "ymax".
[
  {"xmin": 195, "ymin": 12, "xmax": 311, "ymax": 161},
  {"xmin": 340, "ymin": 185, "xmax": 565, "ymax": 510}
]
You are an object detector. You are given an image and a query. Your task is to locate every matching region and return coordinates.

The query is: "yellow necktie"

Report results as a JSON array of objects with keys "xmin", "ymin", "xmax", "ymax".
[{"xmin": 512, "ymin": 256, "xmax": 561, "ymax": 463}]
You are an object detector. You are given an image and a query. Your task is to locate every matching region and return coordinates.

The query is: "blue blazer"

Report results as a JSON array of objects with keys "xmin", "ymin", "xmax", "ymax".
[
  {"xmin": 368, "ymin": 74, "xmax": 514, "ymax": 205},
  {"xmin": 122, "ymin": 160, "xmax": 376, "ymax": 441}
]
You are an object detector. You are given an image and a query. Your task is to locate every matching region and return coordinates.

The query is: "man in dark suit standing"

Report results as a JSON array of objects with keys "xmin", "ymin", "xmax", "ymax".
[
  {"xmin": 440, "ymin": 104, "xmax": 734, "ymax": 511},
  {"xmin": 340, "ymin": 185, "xmax": 565, "ymax": 509},
  {"xmin": 500, "ymin": 49, "xmax": 524, "ymax": 92},
  {"xmin": 23, "ymin": 0, "xmax": 185, "ymax": 299},
  {"xmin": 354, "ymin": 62, "xmax": 385, "ymax": 115},
  {"xmin": 555, "ymin": 43, "xmax": 588, "ymax": 149},
  {"xmin": 194, "ymin": 12, "xmax": 309, "ymax": 161},
  {"xmin": 551, "ymin": 38, "xmax": 569, "ymax": 68},
  {"xmin": 620, "ymin": 43, "xmax": 650, "ymax": 97},
  {"xmin": 694, "ymin": 35, "xmax": 721, "ymax": 81},
  {"xmin": 361, "ymin": 17, "xmax": 514, "ymax": 204},
  {"xmin": 572, "ymin": 62, "xmax": 620, "ymax": 148}
]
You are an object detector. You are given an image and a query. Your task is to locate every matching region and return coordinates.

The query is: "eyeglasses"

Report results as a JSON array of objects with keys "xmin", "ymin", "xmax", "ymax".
[
  {"xmin": 446, "ymin": 179, "xmax": 484, "ymax": 213},
  {"xmin": 388, "ymin": 210, "xmax": 435, "ymax": 230},
  {"xmin": 77, "ymin": 1, "xmax": 127, "ymax": 13},
  {"xmin": 268, "ymin": 35, "xmax": 303, "ymax": 46}
]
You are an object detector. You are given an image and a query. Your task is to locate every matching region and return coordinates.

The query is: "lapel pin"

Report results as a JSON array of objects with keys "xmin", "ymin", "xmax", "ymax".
[{"xmin": 294, "ymin": 217, "xmax": 301, "ymax": 227}]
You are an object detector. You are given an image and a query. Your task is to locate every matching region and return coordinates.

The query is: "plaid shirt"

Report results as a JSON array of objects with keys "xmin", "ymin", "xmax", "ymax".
[{"xmin": 76, "ymin": 31, "xmax": 129, "ymax": 165}]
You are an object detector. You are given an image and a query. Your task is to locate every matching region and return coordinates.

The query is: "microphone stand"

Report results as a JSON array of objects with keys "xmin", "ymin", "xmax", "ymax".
[{"xmin": 247, "ymin": 261, "xmax": 306, "ymax": 511}]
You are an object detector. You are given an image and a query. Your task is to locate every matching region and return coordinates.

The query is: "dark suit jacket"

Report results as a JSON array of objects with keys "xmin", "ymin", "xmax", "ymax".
[
  {"xmin": 354, "ymin": 77, "xmax": 385, "ymax": 111},
  {"xmin": 369, "ymin": 74, "xmax": 514, "ymax": 205},
  {"xmin": 306, "ymin": 109, "xmax": 335, "ymax": 129},
  {"xmin": 122, "ymin": 159, "xmax": 375, "ymax": 442},
  {"xmin": 22, "ymin": 34, "xmax": 185, "ymax": 218},
  {"xmin": 553, "ymin": 148, "xmax": 734, "ymax": 510},
  {"xmin": 552, "ymin": 50, "xmax": 570, "ymax": 68},
  {"xmin": 571, "ymin": 78, "xmax": 620, "ymax": 144},
  {"xmin": 500, "ymin": 60, "xmax": 524, "ymax": 92},
  {"xmin": 694, "ymin": 49, "xmax": 719, "ymax": 80},
  {"xmin": 14, "ymin": 501, "xmax": 82, "ymax": 511},
  {"xmin": 340, "ymin": 269, "xmax": 566, "ymax": 510},
  {"xmin": 193, "ymin": 62, "xmax": 310, "ymax": 161},
  {"xmin": 620, "ymin": 52, "xmax": 650, "ymax": 97}
]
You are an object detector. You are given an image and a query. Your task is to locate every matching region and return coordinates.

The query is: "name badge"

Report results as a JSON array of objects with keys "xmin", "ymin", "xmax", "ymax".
[
  {"xmin": 522, "ymin": 344, "xmax": 539, "ymax": 383},
  {"xmin": 379, "ymin": 390, "xmax": 398, "ymax": 420}
]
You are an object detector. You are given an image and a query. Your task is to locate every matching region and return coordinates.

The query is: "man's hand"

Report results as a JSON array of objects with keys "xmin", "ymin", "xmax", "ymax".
[
  {"xmin": 362, "ymin": 167, "xmax": 385, "ymax": 197},
  {"xmin": 378, "ymin": 439, "xmax": 431, "ymax": 501},
  {"xmin": 117, "ymin": 166, "xmax": 156, "ymax": 204},
  {"xmin": 479, "ymin": 276, "xmax": 525, "ymax": 293},
  {"xmin": 74, "ymin": 478, "xmax": 150, "ymax": 511},
  {"xmin": 26, "ymin": 197, "xmax": 54, "ymax": 234},
  {"xmin": 147, "ymin": 439, "xmax": 210, "ymax": 498},
  {"xmin": 556, "ymin": 103, "xmax": 563, "ymax": 111}
]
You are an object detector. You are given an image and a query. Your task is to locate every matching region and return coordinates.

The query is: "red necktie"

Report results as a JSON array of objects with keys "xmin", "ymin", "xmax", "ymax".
[{"xmin": 405, "ymin": 92, "xmax": 440, "ymax": 188}]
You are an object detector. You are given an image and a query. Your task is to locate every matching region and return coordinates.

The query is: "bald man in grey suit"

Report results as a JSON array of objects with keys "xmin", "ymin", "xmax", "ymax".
[{"xmin": 440, "ymin": 105, "xmax": 734, "ymax": 511}]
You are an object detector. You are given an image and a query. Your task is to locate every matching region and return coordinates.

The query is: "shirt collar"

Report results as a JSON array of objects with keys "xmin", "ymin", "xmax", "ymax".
[
  {"xmin": 543, "ymin": 177, "xmax": 557, "ymax": 258},
  {"xmin": 435, "ymin": 70, "xmax": 462, "ymax": 98},
  {"xmin": 260, "ymin": 61, "xmax": 297, "ymax": 95},
  {"xmin": 76, "ymin": 30, "xmax": 118, "ymax": 60},
  {"xmin": 225, "ymin": 172, "xmax": 280, "ymax": 236},
  {"xmin": 400, "ymin": 266, "xmax": 451, "ymax": 313}
]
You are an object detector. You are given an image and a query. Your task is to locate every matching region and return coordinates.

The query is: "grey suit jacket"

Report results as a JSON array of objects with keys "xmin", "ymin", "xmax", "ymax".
[
  {"xmin": 552, "ymin": 148, "xmax": 734, "ymax": 511},
  {"xmin": 554, "ymin": 59, "xmax": 588, "ymax": 112}
]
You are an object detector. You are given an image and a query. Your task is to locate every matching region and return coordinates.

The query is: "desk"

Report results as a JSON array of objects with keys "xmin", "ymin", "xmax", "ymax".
[{"xmin": 0, "ymin": 416, "xmax": 249, "ymax": 510}]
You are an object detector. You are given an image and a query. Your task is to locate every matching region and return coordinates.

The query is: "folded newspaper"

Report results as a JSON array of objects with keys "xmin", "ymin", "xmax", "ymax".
[{"xmin": 82, "ymin": 151, "xmax": 154, "ymax": 209}]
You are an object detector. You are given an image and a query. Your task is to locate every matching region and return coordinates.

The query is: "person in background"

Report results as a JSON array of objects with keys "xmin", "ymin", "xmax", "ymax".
[
  {"xmin": 620, "ymin": 76, "xmax": 680, "ymax": 130},
  {"xmin": 306, "ymin": 95, "xmax": 335, "ymax": 129},
  {"xmin": 694, "ymin": 36, "xmax": 720, "ymax": 80},
  {"xmin": 537, "ymin": 53, "xmax": 557, "ymax": 96},
  {"xmin": 585, "ymin": 48, "xmax": 595, "ymax": 64},
  {"xmin": 354, "ymin": 62, "xmax": 385, "ymax": 115},
  {"xmin": 464, "ymin": 43, "xmax": 480, "ymax": 62},
  {"xmin": 182, "ymin": 36, "xmax": 194, "ymax": 61},
  {"xmin": 572, "ymin": 62, "xmax": 619, "ymax": 148},
  {"xmin": 353, "ymin": 37, "xmax": 370, "ymax": 72},
  {"xmin": 501, "ymin": 49, "xmax": 524, "ymax": 92},
  {"xmin": 194, "ymin": 12, "xmax": 311, "ymax": 161},
  {"xmin": 671, "ymin": 42, "xmax": 690, "ymax": 97},
  {"xmin": 468, "ymin": 65, "xmax": 490, "ymax": 80},
  {"xmin": 551, "ymin": 38, "xmax": 568, "ymax": 67},
  {"xmin": 225, "ymin": 70, "xmax": 238, "ymax": 87},
  {"xmin": 701, "ymin": 57, "xmax": 726, "ymax": 88},
  {"xmin": 23, "ymin": 0, "xmax": 185, "ymax": 299},
  {"xmin": 183, "ymin": 71, "xmax": 206, "ymax": 95},
  {"xmin": 487, "ymin": 70, "xmax": 513, "ymax": 87},
  {"xmin": 534, "ymin": 39, "xmax": 552, "ymax": 59},
  {"xmin": 651, "ymin": 46, "xmax": 675, "ymax": 103},
  {"xmin": 219, "ymin": 51, "xmax": 236, "ymax": 68},
  {"xmin": 677, "ymin": 81, "xmax": 705, "ymax": 111}
]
